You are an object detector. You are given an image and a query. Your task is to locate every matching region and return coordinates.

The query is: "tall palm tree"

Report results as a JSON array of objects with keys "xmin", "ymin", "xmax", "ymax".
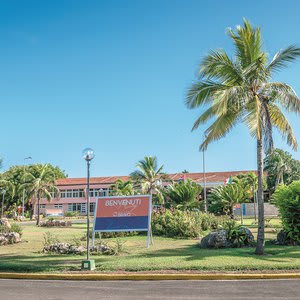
[
  {"xmin": 186, "ymin": 19, "xmax": 300, "ymax": 254},
  {"xmin": 21, "ymin": 164, "xmax": 59, "ymax": 225},
  {"xmin": 130, "ymin": 156, "xmax": 166, "ymax": 203},
  {"xmin": 111, "ymin": 179, "xmax": 135, "ymax": 196}
]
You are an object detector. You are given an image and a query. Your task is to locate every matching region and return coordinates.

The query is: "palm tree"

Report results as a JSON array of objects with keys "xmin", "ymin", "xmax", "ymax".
[
  {"xmin": 111, "ymin": 179, "xmax": 135, "ymax": 196},
  {"xmin": 186, "ymin": 19, "xmax": 300, "ymax": 254},
  {"xmin": 130, "ymin": 156, "xmax": 166, "ymax": 204},
  {"xmin": 264, "ymin": 149, "xmax": 291, "ymax": 189},
  {"xmin": 164, "ymin": 179, "xmax": 202, "ymax": 210},
  {"xmin": 21, "ymin": 164, "xmax": 59, "ymax": 225},
  {"xmin": 209, "ymin": 183, "xmax": 244, "ymax": 218}
]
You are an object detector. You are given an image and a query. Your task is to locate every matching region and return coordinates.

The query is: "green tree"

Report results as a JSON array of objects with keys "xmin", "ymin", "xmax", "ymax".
[
  {"xmin": 264, "ymin": 148, "xmax": 300, "ymax": 192},
  {"xmin": 21, "ymin": 164, "xmax": 59, "ymax": 225},
  {"xmin": 209, "ymin": 183, "xmax": 244, "ymax": 218},
  {"xmin": 130, "ymin": 156, "xmax": 166, "ymax": 204},
  {"xmin": 111, "ymin": 179, "xmax": 135, "ymax": 196},
  {"xmin": 186, "ymin": 19, "xmax": 300, "ymax": 254},
  {"xmin": 164, "ymin": 179, "xmax": 202, "ymax": 210}
]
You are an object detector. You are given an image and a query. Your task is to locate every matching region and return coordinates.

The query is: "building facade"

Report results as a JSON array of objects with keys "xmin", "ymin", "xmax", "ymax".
[{"xmin": 37, "ymin": 170, "xmax": 258, "ymax": 216}]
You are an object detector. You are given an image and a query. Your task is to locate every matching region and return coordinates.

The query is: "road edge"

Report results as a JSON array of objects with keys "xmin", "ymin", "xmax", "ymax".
[{"xmin": 0, "ymin": 273, "xmax": 300, "ymax": 281}]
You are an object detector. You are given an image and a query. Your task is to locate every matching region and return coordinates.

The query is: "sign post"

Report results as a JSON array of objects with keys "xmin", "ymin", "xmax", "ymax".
[{"xmin": 92, "ymin": 195, "xmax": 152, "ymax": 248}]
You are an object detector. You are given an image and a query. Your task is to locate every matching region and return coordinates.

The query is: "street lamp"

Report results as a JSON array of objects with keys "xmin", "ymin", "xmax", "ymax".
[
  {"xmin": 81, "ymin": 148, "xmax": 95, "ymax": 271},
  {"xmin": 1, "ymin": 190, "xmax": 6, "ymax": 218}
]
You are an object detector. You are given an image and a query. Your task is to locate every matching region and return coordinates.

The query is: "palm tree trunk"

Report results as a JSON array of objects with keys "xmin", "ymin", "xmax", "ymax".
[
  {"xmin": 255, "ymin": 138, "xmax": 265, "ymax": 255},
  {"xmin": 36, "ymin": 195, "xmax": 40, "ymax": 226},
  {"xmin": 253, "ymin": 187, "xmax": 257, "ymax": 221}
]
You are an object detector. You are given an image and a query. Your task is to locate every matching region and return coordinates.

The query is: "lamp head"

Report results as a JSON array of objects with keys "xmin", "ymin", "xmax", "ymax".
[{"xmin": 82, "ymin": 148, "xmax": 95, "ymax": 161}]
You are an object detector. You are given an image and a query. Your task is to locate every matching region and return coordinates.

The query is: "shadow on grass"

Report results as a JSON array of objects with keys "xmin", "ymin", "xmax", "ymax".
[{"xmin": 0, "ymin": 254, "xmax": 83, "ymax": 273}]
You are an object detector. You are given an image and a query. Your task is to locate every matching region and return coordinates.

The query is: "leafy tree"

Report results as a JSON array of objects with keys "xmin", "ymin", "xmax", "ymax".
[
  {"xmin": 273, "ymin": 181, "xmax": 300, "ymax": 244},
  {"xmin": 0, "ymin": 163, "xmax": 66, "ymax": 212},
  {"xmin": 164, "ymin": 179, "xmax": 202, "ymax": 210},
  {"xmin": 111, "ymin": 179, "xmax": 135, "ymax": 196},
  {"xmin": 21, "ymin": 164, "xmax": 59, "ymax": 225},
  {"xmin": 208, "ymin": 183, "xmax": 244, "ymax": 218},
  {"xmin": 186, "ymin": 19, "xmax": 300, "ymax": 254},
  {"xmin": 130, "ymin": 156, "xmax": 166, "ymax": 204},
  {"xmin": 264, "ymin": 148, "xmax": 300, "ymax": 192}
]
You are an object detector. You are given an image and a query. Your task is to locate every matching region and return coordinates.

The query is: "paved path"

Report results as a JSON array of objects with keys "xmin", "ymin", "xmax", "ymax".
[{"xmin": 0, "ymin": 279, "xmax": 299, "ymax": 299}]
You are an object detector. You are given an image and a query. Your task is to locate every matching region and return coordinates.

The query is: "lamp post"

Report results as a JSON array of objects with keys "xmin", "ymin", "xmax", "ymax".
[
  {"xmin": 81, "ymin": 148, "xmax": 95, "ymax": 271},
  {"xmin": 22, "ymin": 156, "xmax": 32, "ymax": 218},
  {"xmin": 1, "ymin": 190, "xmax": 6, "ymax": 218}
]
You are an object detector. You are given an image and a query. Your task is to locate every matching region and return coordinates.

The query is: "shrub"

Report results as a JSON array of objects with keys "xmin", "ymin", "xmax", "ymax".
[
  {"xmin": 43, "ymin": 232, "xmax": 60, "ymax": 247},
  {"xmin": 64, "ymin": 211, "xmax": 79, "ymax": 218},
  {"xmin": 10, "ymin": 223, "xmax": 23, "ymax": 237},
  {"xmin": 151, "ymin": 209, "xmax": 231, "ymax": 238},
  {"xmin": 273, "ymin": 181, "xmax": 300, "ymax": 244}
]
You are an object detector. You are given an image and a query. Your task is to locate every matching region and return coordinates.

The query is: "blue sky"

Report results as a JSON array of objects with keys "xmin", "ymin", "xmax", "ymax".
[{"xmin": 1, "ymin": 0, "xmax": 300, "ymax": 177}]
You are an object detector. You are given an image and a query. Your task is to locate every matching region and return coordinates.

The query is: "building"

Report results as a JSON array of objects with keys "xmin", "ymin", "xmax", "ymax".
[{"xmin": 37, "ymin": 170, "xmax": 258, "ymax": 216}]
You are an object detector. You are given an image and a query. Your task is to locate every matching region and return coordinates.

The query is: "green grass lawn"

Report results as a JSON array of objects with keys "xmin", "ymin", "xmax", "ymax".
[{"xmin": 1, "ymin": 219, "xmax": 299, "ymax": 273}]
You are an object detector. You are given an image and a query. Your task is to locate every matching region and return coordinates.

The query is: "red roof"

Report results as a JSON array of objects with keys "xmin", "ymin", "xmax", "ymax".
[{"xmin": 56, "ymin": 170, "xmax": 257, "ymax": 186}]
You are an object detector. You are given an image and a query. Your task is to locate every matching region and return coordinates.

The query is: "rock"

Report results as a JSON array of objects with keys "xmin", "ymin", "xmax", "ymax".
[
  {"xmin": 275, "ymin": 230, "xmax": 299, "ymax": 246},
  {"xmin": 0, "ymin": 218, "xmax": 11, "ymax": 230},
  {"xmin": 200, "ymin": 229, "xmax": 229, "ymax": 248},
  {"xmin": 200, "ymin": 227, "xmax": 254, "ymax": 249},
  {"xmin": 5, "ymin": 232, "xmax": 21, "ymax": 244},
  {"xmin": 0, "ymin": 235, "xmax": 8, "ymax": 246}
]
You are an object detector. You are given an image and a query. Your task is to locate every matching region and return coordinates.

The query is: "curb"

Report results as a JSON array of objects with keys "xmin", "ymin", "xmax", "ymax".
[{"xmin": 0, "ymin": 273, "xmax": 300, "ymax": 281}]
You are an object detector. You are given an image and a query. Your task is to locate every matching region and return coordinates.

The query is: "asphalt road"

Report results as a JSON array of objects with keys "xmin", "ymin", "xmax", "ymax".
[{"xmin": 0, "ymin": 279, "xmax": 299, "ymax": 299}]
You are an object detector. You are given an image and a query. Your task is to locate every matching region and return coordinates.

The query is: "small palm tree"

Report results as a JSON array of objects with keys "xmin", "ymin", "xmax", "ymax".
[
  {"xmin": 209, "ymin": 183, "xmax": 244, "ymax": 218},
  {"xmin": 264, "ymin": 149, "xmax": 291, "ymax": 189},
  {"xmin": 186, "ymin": 19, "xmax": 300, "ymax": 254},
  {"xmin": 21, "ymin": 164, "xmax": 59, "ymax": 225},
  {"xmin": 130, "ymin": 156, "xmax": 166, "ymax": 203},
  {"xmin": 111, "ymin": 179, "xmax": 135, "ymax": 196},
  {"xmin": 164, "ymin": 179, "xmax": 202, "ymax": 210}
]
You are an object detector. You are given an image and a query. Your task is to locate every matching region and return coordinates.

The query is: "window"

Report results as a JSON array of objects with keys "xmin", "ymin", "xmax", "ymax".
[
  {"xmin": 79, "ymin": 189, "xmax": 85, "ymax": 197},
  {"xmin": 39, "ymin": 204, "xmax": 46, "ymax": 208},
  {"xmin": 72, "ymin": 189, "xmax": 79, "ymax": 198},
  {"xmin": 68, "ymin": 203, "xmax": 87, "ymax": 213},
  {"xmin": 54, "ymin": 204, "xmax": 63, "ymax": 209},
  {"xmin": 61, "ymin": 190, "xmax": 66, "ymax": 198},
  {"xmin": 66, "ymin": 190, "xmax": 72, "ymax": 198},
  {"xmin": 68, "ymin": 203, "xmax": 73, "ymax": 212},
  {"xmin": 90, "ymin": 203, "xmax": 95, "ymax": 213}
]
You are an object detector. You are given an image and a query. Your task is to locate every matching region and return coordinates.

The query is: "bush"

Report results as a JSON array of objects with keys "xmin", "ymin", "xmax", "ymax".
[
  {"xmin": 64, "ymin": 211, "xmax": 79, "ymax": 218},
  {"xmin": 273, "ymin": 181, "xmax": 300, "ymax": 244},
  {"xmin": 40, "ymin": 220, "xmax": 72, "ymax": 227},
  {"xmin": 151, "ymin": 209, "xmax": 231, "ymax": 238},
  {"xmin": 10, "ymin": 223, "xmax": 23, "ymax": 237}
]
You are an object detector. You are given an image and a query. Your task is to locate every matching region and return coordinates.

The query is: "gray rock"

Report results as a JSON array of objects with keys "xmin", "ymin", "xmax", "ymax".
[
  {"xmin": 0, "ymin": 236, "xmax": 8, "ymax": 246},
  {"xmin": 200, "ymin": 229, "xmax": 229, "ymax": 248},
  {"xmin": 5, "ymin": 232, "xmax": 21, "ymax": 244}
]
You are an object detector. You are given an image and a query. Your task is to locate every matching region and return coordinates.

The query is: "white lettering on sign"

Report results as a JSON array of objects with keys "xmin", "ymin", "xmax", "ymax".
[{"xmin": 105, "ymin": 199, "xmax": 142, "ymax": 207}]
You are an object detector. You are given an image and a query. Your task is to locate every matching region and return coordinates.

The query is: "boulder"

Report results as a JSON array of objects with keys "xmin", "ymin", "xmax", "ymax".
[
  {"xmin": 0, "ymin": 218, "xmax": 11, "ymax": 229},
  {"xmin": 200, "ymin": 229, "xmax": 229, "ymax": 248},
  {"xmin": 5, "ymin": 232, "xmax": 21, "ymax": 244},
  {"xmin": 0, "ymin": 235, "xmax": 8, "ymax": 246},
  {"xmin": 275, "ymin": 230, "xmax": 299, "ymax": 246}
]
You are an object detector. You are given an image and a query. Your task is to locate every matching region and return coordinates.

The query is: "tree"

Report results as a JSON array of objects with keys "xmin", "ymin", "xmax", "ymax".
[
  {"xmin": 0, "ymin": 163, "xmax": 66, "ymax": 212},
  {"xmin": 209, "ymin": 183, "xmax": 244, "ymax": 218},
  {"xmin": 233, "ymin": 172, "xmax": 259, "ymax": 220},
  {"xmin": 111, "ymin": 179, "xmax": 135, "ymax": 196},
  {"xmin": 164, "ymin": 179, "xmax": 202, "ymax": 210},
  {"xmin": 130, "ymin": 156, "xmax": 166, "ymax": 204},
  {"xmin": 21, "ymin": 164, "xmax": 59, "ymax": 225},
  {"xmin": 186, "ymin": 19, "xmax": 300, "ymax": 254},
  {"xmin": 264, "ymin": 148, "xmax": 300, "ymax": 192}
]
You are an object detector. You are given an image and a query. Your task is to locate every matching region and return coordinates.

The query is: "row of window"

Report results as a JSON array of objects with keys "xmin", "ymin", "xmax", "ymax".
[
  {"xmin": 39, "ymin": 203, "xmax": 95, "ymax": 213},
  {"xmin": 51, "ymin": 188, "xmax": 111, "ymax": 199}
]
